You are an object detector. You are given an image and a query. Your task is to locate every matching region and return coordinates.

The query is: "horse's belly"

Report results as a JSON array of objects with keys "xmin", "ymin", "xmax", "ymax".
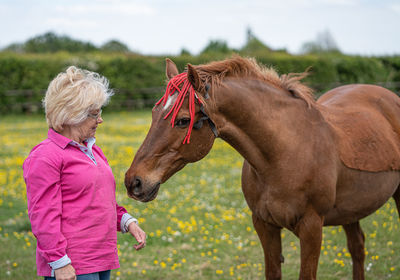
[{"xmin": 324, "ymin": 166, "xmax": 400, "ymax": 226}]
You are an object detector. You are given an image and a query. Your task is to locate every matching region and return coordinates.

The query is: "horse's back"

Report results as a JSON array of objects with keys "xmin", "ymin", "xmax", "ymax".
[
  {"xmin": 318, "ymin": 84, "xmax": 400, "ymax": 109},
  {"xmin": 317, "ymin": 84, "xmax": 400, "ymax": 172}
]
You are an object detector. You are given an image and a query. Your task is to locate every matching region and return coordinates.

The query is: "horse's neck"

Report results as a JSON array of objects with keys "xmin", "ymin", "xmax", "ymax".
[{"xmin": 214, "ymin": 80, "xmax": 323, "ymax": 173}]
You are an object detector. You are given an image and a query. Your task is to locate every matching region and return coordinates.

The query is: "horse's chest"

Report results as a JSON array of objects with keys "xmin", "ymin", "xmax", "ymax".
[
  {"xmin": 241, "ymin": 162, "xmax": 309, "ymax": 230},
  {"xmin": 246, "ymin": 189, "xmax": 306, "ymax": 230}
]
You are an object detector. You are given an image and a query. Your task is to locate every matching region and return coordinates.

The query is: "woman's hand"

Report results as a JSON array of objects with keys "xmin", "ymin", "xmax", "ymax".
[
  {"xmin": 128, "ymin": 222, "xmax": 146, "ymax": 250},
  {"xmin": 55, "ymin": 264, "xmax": 76, "ymax": 280}
]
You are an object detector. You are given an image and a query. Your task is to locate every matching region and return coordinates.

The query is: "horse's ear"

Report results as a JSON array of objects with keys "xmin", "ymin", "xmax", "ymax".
[
  {"xmin": 187, "ymin": 64, "xmax": 201, "ymax": 92},
  {"xmin": 166, "ymin": 58, "xmax": 179, "ymax": 80}
]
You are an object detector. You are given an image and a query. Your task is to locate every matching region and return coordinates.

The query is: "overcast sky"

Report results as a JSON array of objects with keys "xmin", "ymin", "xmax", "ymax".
[{"xmin": 0, "ymin": 0, "xmax": 399, "ymax": 56}]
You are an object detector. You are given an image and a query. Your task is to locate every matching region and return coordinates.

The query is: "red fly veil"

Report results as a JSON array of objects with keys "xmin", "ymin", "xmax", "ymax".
[{"xmin": 156, "ymin": 72, "xmax": 203, "ymax": 144}]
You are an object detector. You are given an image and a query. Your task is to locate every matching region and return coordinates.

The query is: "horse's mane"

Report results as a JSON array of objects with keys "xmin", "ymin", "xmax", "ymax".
[{"xmin": 194, "ymin": 56, "xmax": 315, "ymax": 107}]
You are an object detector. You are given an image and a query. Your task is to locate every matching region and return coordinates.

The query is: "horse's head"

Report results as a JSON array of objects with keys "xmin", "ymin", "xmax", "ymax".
[{"xmin": 124, "ymin": 59, "xmax": 217, "ymax": 202}]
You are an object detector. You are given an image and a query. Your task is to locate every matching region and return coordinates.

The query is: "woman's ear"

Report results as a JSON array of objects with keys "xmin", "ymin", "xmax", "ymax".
[
  {"xmin": 166, "ymin": 58, "xmax": 179, "ymax": 80},
  {"xmin": 187, "ymin": 64, "xmax": 201, "ymax": 92}
]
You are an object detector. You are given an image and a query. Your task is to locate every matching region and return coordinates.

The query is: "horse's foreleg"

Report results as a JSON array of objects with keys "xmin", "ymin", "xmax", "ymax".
[
  {"xmin": 252, "ymin": 214, "xmax": 282, "ymax": 280},
  {"xmin": 294, "ymin": 207, "xmax": 323, "ymax": 280},
  {"xmin": 343, "ymin": 222, "xmax": 365, "ymax": 280},
  {"xmin": 392, "ymin": 186, "xmax": 400, "ymax": 218}
]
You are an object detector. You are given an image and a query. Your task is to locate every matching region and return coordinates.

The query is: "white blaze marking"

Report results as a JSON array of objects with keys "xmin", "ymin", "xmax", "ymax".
[{"xmin": 163, "ymin": 94, "xmax": 177, "ymax": 111}]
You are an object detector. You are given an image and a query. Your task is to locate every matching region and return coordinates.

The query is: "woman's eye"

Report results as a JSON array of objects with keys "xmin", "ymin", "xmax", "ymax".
[{"xmin": 175, "ymin": 118, "xmax": 191, "ymax": 128}]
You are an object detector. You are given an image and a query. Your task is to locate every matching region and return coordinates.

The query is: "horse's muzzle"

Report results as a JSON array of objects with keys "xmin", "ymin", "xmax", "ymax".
[{"xmin": 125, "ymin": 175, "xmax": 161, "ymax": 202}]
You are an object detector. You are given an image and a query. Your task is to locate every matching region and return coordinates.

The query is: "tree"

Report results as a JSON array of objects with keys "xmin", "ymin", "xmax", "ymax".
[
  {"xmin": 3, "ymin": 43, "xmax": 24, "ymax": 53},
  {"xmin": 4, "ymin": 32, "xmax": 98, "ymax": 53},
  {"xmin": 180, "ymin": 48, "xmax": 191, "ymax": 56},
  {"xmin": 100, "ymin": 40, "xmax": 130, "ymax": 52},
  {"xmin": 300, "ymin": 30, "xmax": 341, "ymax": 54},
  {"xmin": 200, "ymin": 40, "xmax": 232, "ymax": 55},
  {"xmin": 241, "ymin": 27, "xmax": 272, "ymax": 54}
]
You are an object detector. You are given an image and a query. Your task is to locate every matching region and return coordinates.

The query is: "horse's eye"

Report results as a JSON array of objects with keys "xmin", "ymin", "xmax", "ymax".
[{"xmin": 175, "ymin": 118, "xmax": 191, "ymax": 128}]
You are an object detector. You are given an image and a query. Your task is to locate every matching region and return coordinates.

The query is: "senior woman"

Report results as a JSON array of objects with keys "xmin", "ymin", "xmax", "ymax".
[{"xmin": 23, "ymin": 66, "xmax": 146, "ymax": 280}]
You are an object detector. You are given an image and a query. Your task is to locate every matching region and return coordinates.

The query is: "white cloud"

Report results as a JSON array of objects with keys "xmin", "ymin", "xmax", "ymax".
[
  {"xmin": 45, "ymin": 17, "xmax": 98, "ymax": 29},
  {"xmin": 0, "ymin": 0, "xmax": 399, "ymax": 55},
  {"xmin": 0, "ymin": 3, "xmax": 14, "ymax": 16},
  {"xmin": 390, "ymin": 3, "xmax": 400, "ymax": 14},
  {"xmin": 54, "ymin": 2, "xmax": 156, "ymax": 17},
  {"xmin": 318, "ymin": 0, "xmax": 359, "ymax": 6}
]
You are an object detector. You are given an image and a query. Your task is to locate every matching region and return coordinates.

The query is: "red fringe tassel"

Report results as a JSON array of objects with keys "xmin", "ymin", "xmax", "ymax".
[{"xmin": 156, "ymin": 72, "xmax": 203, "ymax": 144}]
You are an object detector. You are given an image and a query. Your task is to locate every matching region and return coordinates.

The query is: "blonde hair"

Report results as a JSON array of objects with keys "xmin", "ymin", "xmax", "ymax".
[{"xmin": 43, "ymin": 66, "xmax": 113, "ymax": 131}]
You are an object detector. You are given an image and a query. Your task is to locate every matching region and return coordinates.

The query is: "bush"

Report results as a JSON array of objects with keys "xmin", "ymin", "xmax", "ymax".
[{"xmin": 0, "ymin": 52, "xmax": 398, "ymax": 113}]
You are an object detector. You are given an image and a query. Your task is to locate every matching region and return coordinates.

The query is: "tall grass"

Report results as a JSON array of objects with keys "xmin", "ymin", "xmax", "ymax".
[{"xmin": 0, "ymin": 111, "xmax": 399, "ymax": 279}]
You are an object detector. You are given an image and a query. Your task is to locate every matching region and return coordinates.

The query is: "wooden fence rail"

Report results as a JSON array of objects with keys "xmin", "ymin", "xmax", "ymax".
[
  {"xmin": 1, "ymin": 82, "xmax": 399, "ymax": 114},
  {"xmin": 0, "ymin": 87, "xmax": 165, "ymax": 114}
]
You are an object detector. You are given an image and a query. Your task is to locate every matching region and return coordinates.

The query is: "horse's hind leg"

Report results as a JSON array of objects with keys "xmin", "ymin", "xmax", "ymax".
[
  {"xmin": 343, "ymin": 222, "xmax": 365, "ymax": 280},
  {"xmin": 252, "ymin": 214, "xmax": 282, "ymax": 280}
]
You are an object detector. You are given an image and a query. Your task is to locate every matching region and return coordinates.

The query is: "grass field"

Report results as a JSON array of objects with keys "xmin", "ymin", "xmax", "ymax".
[{"xmin": 1, "ymin": 111, "xmax": 400, "ymax": 279}]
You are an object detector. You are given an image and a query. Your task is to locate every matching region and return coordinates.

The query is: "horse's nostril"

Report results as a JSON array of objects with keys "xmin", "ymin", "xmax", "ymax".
[
  {"xmin": 133, "ymin": 177, "xmax": 142, "ymax": 195},
  {"xmin": 134, "ymin": 178, "xmax": 141, "ymax": 188}
]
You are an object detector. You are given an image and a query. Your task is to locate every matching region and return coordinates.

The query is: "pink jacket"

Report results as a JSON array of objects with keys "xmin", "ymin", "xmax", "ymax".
[{"xmin": 23, "ymin": 129, "xmax": 129, "ymax": 276}]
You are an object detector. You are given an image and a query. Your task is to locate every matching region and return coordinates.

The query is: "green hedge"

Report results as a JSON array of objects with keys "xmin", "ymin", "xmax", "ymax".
[{"xmin": 0, "ymin": 51, "xmax": 399, "ymax": 113}]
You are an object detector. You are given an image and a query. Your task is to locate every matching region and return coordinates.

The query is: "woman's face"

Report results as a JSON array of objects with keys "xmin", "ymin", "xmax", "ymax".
[{"xmin": 76, "ymin": 108, "xmax": 103, "ymax": 140}]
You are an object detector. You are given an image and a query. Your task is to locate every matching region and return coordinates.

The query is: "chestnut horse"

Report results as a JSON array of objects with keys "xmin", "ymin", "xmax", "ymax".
[{"xmin": 125, "ymin": 56, "xmax": 400, "ymax": 279}]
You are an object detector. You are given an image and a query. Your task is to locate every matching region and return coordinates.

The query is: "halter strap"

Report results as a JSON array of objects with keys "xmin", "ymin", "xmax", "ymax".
[
  {"xmin": 198, "ymin": 105, "xmax": 219, "ymax": 138},
  {"xmin": 194, "ymin": 84, "xmax": 218, "ymax": 137}
]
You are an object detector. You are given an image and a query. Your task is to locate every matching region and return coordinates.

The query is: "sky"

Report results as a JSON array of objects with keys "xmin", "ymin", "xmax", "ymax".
[{"xmin": 0, "ymin": 0, "xmax": 399, "ymax": 56}]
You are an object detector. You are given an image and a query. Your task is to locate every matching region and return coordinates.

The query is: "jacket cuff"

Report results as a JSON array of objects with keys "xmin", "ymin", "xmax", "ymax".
[
  {"xmin": 121, "ymin": 213, "xmax": 138, "ymax": 233},
  {"xmin": 48, "ymin": 254, "xmax": 71, "ymax": 276}
]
